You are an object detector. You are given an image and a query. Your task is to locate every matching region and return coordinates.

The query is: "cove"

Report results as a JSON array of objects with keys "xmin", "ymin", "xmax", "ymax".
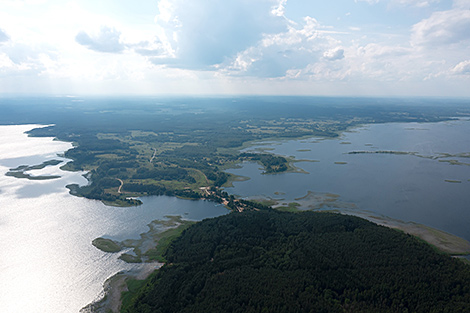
[{"xmin": 225, "ymin": 119, "xmax": 470, "ymax": 242}]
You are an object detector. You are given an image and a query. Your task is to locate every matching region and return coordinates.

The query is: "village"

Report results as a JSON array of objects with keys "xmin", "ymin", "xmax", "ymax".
[{"xmin": 199, "ymin": 186, "xmax": 269, "ymax": 213}]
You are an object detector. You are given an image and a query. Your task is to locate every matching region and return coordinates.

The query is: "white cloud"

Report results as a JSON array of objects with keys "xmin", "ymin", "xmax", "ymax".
[
  {"xmin": 284, "ymin": 40, "xmax": 444, "ymax": 84},
  {"xmin": 0, "ymin": 54, "xmax": 43, "ymax": 78},
  {"xmin": 224, "ymin": 16, "xmax": 343, "ymax": 77},
  {"xmin": 411, "ymin": 9, "xmax": 470, "ymax": 46},
  {"xmin": 76, "ymin": 26, "xmax": 125, "ymax": 53},
  {"xmin": 0, "ymin": 3, "xmax": 158, "ymax": 85},
  {"xmin": 323, "ymin": 47, "xmax": 345, "ymax": 61},
  {"xmin": 452, "ymin": 60, "xmax": 470, "ymax": 75},
  {"xmin": 0, "ymin": 41, "xmax": 59, "ymax": 78},
  {"xmin": 271, "ymin": 0, "xmax": 288, "ymax": 16},
  {"xmin": 153, "ymin": 0, "xmax": 287, "ymax": 69},
  {"xmin": 1, "ymin": 0, "xmax": 469, "ymax": 96}
]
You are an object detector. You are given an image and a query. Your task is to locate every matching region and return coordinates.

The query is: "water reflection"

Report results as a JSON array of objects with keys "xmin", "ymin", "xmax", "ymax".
[{"xmin": 0, "ymin": 125, "xmax": 228, "ymax": 313}]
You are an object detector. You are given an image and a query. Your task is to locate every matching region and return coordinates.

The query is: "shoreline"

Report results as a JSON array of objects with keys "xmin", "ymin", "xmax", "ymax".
[
  {"xmin": 84, "ymin": 203, "xmax": 470, "ymax": 313},
  {"xmin": 80, "ymin": 262, "xmax": 162, "ymax": 313},
  {"xmin": 84, "ymin": 216, "xmax": 197, "ymax": 312},
  {"xmin": 271, "ymin": 194, "xmax": 470, "ymax": 256},
  {"xmin": 343, "ymin": 211, "xmax": 470, "ymax": 255}
]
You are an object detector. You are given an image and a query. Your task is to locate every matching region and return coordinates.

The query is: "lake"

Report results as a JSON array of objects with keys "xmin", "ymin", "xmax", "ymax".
[
  {"xmin": 0, "ymin": 125, "xmax": 228, "ymax": 313},
  {"xmin": 2, "ymin": 118, "xmax": 470, "ymax": 312},
  {"xmin": 225, "ymin": 119, "xmax": 470, "ymax": 241}
]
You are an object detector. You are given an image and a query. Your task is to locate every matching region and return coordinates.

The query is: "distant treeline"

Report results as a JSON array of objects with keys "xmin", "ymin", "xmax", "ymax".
[{"xmin": 123, "ymin": 210, "xmax": 470, "ymax": 313}]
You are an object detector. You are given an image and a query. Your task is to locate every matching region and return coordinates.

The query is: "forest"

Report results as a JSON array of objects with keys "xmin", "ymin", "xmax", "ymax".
[{"xmin": 123, "ymin": 210, "xmax": 470, "ymax": 313}]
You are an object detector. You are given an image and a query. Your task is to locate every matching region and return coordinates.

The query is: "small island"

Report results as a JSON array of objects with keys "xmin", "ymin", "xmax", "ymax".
[
  {"xmin": 445, "ymin": 179, "xmax": 462, "ymax": 183},
  {"xmin": 348, "ymin": 150, "xmax": 415, "ymax": 156},
  {"xmin": 92, "ymin": 238, "xmax": 122, "ymax": 253},
  {"xmin": 6, "ymin": 159, "xmax": 63, "ymax": 180}
]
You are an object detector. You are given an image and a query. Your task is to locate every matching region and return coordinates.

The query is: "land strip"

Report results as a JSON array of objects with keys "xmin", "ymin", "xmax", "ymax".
[{"xmin": 270, "ymin": 193, "xmax": 470, "ymax": 256}]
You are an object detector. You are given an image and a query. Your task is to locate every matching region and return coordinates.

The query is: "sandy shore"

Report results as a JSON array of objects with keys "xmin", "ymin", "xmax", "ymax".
[
  {"xmin": 273, "ymin": 192, "xmax": 470, "ymax": 256},
  {"xmin": 80, "ymin": 262, "xmax": 162, "ymax": 313},
  {"xmin": 356, "ymin": 213, "xmax": 470, "ymax": 255}
]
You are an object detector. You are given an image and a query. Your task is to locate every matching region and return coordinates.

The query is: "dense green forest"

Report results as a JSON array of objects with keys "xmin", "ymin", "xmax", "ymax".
[{"xmin": 123, "ymin": 210, "xmax": 470, "ymax": 313}]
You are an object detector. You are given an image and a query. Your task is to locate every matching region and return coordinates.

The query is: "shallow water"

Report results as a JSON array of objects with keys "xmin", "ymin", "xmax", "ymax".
[
  {"xmin": 0, "ymin": 125, "xmax": 228, "ymax": 313},
  {"xmin": 225, "ymin": 119, "xmax": 470, "ymax": 241}
]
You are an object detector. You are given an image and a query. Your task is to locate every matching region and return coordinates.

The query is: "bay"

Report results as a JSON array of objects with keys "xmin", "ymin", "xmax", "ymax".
[
  {"xmin": 0, "ymin": 125, "xmax": 228, "ymax": 313},
  {"xmin": 225, "ymin": 119, "xmax": 470, "ymax": 241}
]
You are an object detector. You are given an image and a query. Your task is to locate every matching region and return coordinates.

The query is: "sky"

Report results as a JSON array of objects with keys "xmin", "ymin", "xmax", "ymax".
[{"xmin": 0, "ymin": 0, "xmax": 469, "ymax": 97}]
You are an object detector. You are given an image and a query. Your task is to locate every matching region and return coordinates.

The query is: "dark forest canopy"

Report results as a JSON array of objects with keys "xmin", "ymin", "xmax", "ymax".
[{"xmin": 123, "ymin": 210, "xmax": 470, "ymax": 313}]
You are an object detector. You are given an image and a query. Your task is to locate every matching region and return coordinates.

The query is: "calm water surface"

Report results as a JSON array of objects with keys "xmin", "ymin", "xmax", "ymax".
[
  {"xmin": 0, "ymin": 125, "xmax": 228, "ymax": 313},
  {"xmin": 225, "ymin": 119, "xmax": 470, "ymax": 241}
]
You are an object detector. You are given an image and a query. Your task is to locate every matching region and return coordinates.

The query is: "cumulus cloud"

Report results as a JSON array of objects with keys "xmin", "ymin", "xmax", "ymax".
[
  {"xmin": 452, "ymin": 60, "xmax": 470, "ymax": 75},
  {"xmin": 224, "ymin": 16, "xmax": 344, "ymax": 77},
  {"xmin": 75, "ymin": 25, "xmax": 167, "ymax": 59},
  {"xmin": 229, "ymin": 45, "xmax": 315, "ymax": 78},
  {"xmin": 323, "ymin": 48, "xmax": 344, "ymax": 61},
  {"xmin": 271, "ymin": 0, "xmax": 287, "ymax": 16},
  {"xmin": 411, "ymin": 9, "xmax": 470, "ymax": 46},
  {"xmin": 153, "ymin": 0, "xmax": 286, "ymax": 69},
  {"xmin": 0, "ymin": 28, "xmax": 9, "ymax": 43},
  {"xmin": 131, "ymin": 38, "xmax": 167, "ymax": 58},
  {"xmin": 0, "ymin": 42, "xmax": 58, "ymax": 78},
  {"xmin": 76, "ymin": 26, "xmax": 125, "ymax": 53}
]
